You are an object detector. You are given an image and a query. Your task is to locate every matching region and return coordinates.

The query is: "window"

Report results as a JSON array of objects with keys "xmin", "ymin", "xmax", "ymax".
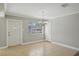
[{"xmin": 28, "ymin": 22, "xmax": 42, "ymax": 33}]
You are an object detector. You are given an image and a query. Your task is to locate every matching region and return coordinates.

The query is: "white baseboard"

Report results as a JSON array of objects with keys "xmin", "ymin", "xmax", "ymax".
[
  {"xmin": 50, "ymin": 41, "xmax": 79, "ymax": 51},
  {"xmin": 1, "ymin": 40, "xmax": 78, "ymax": 51},
  {"xmin": 22, "ymin": 40, "xmax": 45, "ymax": 45},
  {"xmin": 0, "ymin": 40, "xmax": 45, "ymax": 49},
  {"xmin": 0, "ymin": 46, "xmax": 8, "ymax": 49}
]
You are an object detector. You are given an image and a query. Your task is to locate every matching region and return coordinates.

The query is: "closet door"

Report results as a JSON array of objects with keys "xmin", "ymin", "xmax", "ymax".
[{"xmin": 8, "ymin": 20, "xmax": 23, "ymax": 46}]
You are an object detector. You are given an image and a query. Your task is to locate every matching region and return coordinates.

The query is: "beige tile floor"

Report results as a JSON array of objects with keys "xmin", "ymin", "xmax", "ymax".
[{"xmin": 0, "ymin": 41, "xmax": 78, "ymax": 56}]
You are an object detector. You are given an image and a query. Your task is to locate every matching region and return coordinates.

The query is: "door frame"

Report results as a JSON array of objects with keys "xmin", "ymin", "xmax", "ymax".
[
  {"xmin": 7, "ymin": 19, "xmax": 23, "ymax": 47},
  {"xmin": 45, "ymin": 21, "xmax": 52, "ymax": 41}
]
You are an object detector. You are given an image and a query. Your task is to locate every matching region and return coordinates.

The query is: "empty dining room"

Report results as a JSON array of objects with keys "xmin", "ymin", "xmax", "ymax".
[{"xmin": 0, "ymin": 3, "xmax": 79, "ymax": 56}]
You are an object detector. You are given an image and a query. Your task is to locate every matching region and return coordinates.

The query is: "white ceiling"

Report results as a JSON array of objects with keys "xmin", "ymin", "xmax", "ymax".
[{"xmin": 5, "ymin": 3, "xmax": 79, "ymax": 20}]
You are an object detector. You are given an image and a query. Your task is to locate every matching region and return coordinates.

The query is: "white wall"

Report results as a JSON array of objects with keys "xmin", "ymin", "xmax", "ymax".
[
  {"xmin": 6, "ymin": 15, "xmax": 44, "ymax": 44},
  {"xmin": 50, "ymin": 13, "xmax": 79, "ymax": 49},
  {"xmin": 0, "ymin": 18, "xmax": 7, "ymax": 47},
  {"xmin": 0, "ymin": 4, "xmax": 7, "ymax": 48},
  {"xmin": 23, "ymin": 19, "xmax": 44, "ymax": 43}
]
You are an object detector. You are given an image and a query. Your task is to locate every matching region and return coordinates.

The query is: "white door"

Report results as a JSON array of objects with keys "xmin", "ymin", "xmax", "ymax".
[{"xmin": 7, "ymin": 20, "xmax": 23, "ymax": 46}]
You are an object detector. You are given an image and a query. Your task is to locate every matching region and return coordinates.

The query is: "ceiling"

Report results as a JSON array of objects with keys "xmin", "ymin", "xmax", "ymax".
[
  {"xmin": 5, "ymin": 3, "xmax": 79, "ymax": 20},
  {"xmin": 0, "ymin": 3, "xmax": 5, "ymax": 17}
]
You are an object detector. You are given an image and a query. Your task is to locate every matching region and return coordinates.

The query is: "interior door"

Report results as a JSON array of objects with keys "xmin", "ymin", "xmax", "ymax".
[{"xmin": 8, "ymin": 19, "xmax": 23, "ymax": 46}]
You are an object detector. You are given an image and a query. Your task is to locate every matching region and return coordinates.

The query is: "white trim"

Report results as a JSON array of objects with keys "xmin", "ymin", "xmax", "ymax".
[
  {"xmin": 22, "ymin": 40, "xmax": 45, "ymax": 45},
  {"xmin": 6, "ymin": 19, "xmax": 8, "ymax": 47},
  {"xmin": 4, "ymin": 3, "xmax": 7, "ymax": 13},
  {"xmin": 20, "ymin": 20, "xmax": 23, "ymax": 45},
  {"xmin": 0, "ymin": 46, "xmax": 8, "ymax": 49},
  {"xmin": 50, "ymin": 41, "xmax": 79, "ymax": 51},
  {"xmin": 50, "ymin": 20, "xmax": 53, "ymax": 46}
]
